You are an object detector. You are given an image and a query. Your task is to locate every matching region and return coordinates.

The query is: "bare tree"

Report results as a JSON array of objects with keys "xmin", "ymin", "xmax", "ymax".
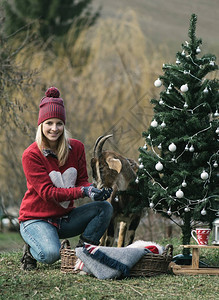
[{"xmin": 0, "ymin": 9, "xmax": 38, "ymax": 216}]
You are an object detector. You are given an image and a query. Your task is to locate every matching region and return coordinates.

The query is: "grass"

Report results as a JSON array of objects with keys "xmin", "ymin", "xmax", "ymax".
[
  {"xmin": 0, "ymin": 232, "xmax": 24, "ymax": 252},
  {"xmin": 1, "ymin": 251, "xmax": 219, "ymax": 300},
  {"xmin": 0, "ymin": 233, "xmax": 219, "ymax": 299}
]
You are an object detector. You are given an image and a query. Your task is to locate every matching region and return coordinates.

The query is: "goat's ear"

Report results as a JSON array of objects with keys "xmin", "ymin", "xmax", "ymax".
[{"xmin": 106, "ymin": 156, "xmax": 122, "ymax": 173}]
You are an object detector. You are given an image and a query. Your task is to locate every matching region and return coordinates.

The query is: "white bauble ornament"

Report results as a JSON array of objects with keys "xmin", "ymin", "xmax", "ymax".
[
  {"xmin": 216, "ymin": 128, "xmax": 219, "ymax": 134},
  {"xmin": 176, "ymin": 189, "xmax": 184, "ymax": 198},
  {"xmin": 189, "ymin": 145, "xmax": 194, "ymax": 152},
  {"xmin": 135, "ymin": 177, "xmax": 139, "ymax": 184},
  {"xmin": 160, "ymin": 121, "xmax": 166, "ymax": 128},
  {"xmin": 151, "ymin": 120, "xmax": 158, "ymax": 127},
  {"xmin": 167, "ymin": 209, "xmax": 172, "ymax": 216},
  {"xmin": 114, "ymin": 196, "xmax": 119, "ymax": 202},
  {"xmin": 201, "ymin": 208, "xmax": 207, "ymax": 216},
  {"xmin": 180, "ymin": 84, "xmax": 188, "ymax": 92},
  {"xmin": 154, "ymin": 79, "xmax": 162, "ymax": 87},
  {"xmin": 158, "ymin": 143, "xmax": 162, "ymax": 149},
  {"xmin": 196, "ymin": 46, "xmax": 201, "ymax": 53},
  {"xmin": 209, "ymin": 60, "xmax": 215, "ymax": 66},
  {"xmin": 203, "ymin": 87, "xmax": 208, "ymax": 93},
  {"xmin": 201, "ymin": 170, "xmax": 209, "ymax": 180},
  {"xmin": 143, "ymin": 143, "xmax": 147, "ymax": 149},
  {"xmin": 149, "ymin": 202, "xmax": 154, "ymax": 208},
  {"xmin": 181, "ymin": 50, "xmax": 185, "ymax": 56},
  {"xmin": 155, "ymin": 161, "xmax": 163, "ymax": 171},
  {"xmin": 159, "ymin": 99, "xmax": 164, "ymax": 105},
  {"xmin": 182, "ymin": 180, "xmax": 187, "ymax": 187},
  {"xmin": 139, "ymin": 163, "xmax": 144, "ymax": 169},
  {"xmin": 176, "ymin": 59, "xmax": 180, "ymax": 64},
  {"xmin": 168, "ymin": 143, "xmax": 177, "ymax": 152},
  {"xmin": 184, "ymin": 102, "xmax": 188, "ymax": 108},
  {"xmin": 185, "ymin": 144, "xmax": 189, "ymax": 151},
  {"xmin": 184, "ymin": 207, "xmax": 190, "ymax": 212},
  {"xmin": 214, "ymin": 110, "xmax": 219, "ymax": 117},
  {"xmin": 138, "ymin": 158, "xmax": 142, "ymax": 162},
  {"xmin": 213, "ymin": 161, "xmax": 218, "ymax": 168}
]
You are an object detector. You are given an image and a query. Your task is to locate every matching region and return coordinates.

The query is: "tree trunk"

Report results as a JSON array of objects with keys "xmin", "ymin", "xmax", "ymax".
[{"xmin": 182, "ymin": 212, "xmax": 191, "ymax": 255}]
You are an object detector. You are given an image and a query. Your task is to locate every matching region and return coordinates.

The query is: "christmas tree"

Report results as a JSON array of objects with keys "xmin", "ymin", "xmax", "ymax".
[{"xmin": 138, "ymin": 14, "xmax": 219, "ymax": 253}]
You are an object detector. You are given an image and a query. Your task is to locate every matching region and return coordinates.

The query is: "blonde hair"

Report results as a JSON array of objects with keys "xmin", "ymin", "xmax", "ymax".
[{"xmin": 36, "ymin": 123, "xmax": 70, "ymax": 166}]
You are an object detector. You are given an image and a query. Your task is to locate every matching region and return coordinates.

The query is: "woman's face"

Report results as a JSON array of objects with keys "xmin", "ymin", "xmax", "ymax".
[{"xmin": 42, "ymin": 118, "xmax": 64, "ymax": 148}]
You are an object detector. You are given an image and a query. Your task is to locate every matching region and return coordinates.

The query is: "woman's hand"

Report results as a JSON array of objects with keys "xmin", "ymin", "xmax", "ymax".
[{"xmin": 82, "ymin": 186, "xmax": 113, "ymax": 201}]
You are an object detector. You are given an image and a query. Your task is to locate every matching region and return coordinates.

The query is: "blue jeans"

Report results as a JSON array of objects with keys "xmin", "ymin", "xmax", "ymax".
[{"xmin": 20, "ymin": 201, "xmax": 113, "ymax": 264}]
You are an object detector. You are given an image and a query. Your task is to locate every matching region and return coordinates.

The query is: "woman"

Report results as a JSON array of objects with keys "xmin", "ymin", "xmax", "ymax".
[{"xmin": 19, "ymin": 87, "xmax": 113, "ymax": 270}]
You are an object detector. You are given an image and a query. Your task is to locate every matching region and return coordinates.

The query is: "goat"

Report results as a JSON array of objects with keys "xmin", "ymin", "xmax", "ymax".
[{"xmin": 91, "ymin": 134, "xmax": 143, "ymax": 247}]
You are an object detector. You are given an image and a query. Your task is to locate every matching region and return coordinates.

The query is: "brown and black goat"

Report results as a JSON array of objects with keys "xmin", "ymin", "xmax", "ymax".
[{"xmin": 91, "ymin": 134, "xmax": 143, "ymax": 247}]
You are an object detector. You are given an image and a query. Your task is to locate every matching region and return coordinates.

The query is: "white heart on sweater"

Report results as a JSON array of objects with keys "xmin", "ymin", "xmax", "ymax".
[{"xmin": 49, "ymin": 167, "xmax": 77, "ymax": 208}]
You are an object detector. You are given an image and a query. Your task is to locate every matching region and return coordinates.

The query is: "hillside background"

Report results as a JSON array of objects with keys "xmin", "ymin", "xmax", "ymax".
[{"xmin": 93, "ymin": 0, "xmax": 219, "ymax": 56}]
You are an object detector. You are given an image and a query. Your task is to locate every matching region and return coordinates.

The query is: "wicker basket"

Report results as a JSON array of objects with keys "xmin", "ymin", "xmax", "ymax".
[
  {"xmin": 60, "ymin": 239, "xmax": 173, "ymax": 276},
  {"xmin": 60, "ymin": 239, "xmax": 79, "ymax": 273},
  {"xmin": 130, "ymin": 244, "xmax": 173, "ymax": 277}
]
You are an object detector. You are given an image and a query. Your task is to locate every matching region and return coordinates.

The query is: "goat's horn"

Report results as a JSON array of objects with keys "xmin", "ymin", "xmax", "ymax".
[{"xmin": 94, "ymin": 134, "xmax": 113, "ymax": 157}]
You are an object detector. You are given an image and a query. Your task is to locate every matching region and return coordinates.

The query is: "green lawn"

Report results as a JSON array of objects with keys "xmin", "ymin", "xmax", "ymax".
[
  {"xmin": 0, "ymin": 250, "xmax": 218, "ymax": 300},
  {"xmin": 1, "ymin": 233, "xmax": 219, "ymax": 299}
]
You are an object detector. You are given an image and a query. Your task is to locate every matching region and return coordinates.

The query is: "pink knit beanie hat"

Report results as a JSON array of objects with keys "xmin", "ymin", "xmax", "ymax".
[{"xmin": 38, "ymin": 87, "xmax": 66, "ymax": 125}]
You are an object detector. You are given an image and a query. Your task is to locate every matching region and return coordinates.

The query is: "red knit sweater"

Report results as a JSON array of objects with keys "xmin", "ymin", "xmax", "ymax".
[{"xmin": 19, "ymin": 139, "xmax": 90, "ymax": 222}]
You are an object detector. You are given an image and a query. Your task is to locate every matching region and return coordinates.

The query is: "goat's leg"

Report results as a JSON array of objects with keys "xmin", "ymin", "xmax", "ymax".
[
  {"xmin": 99, "ymin": 231, "xmax": 107, "ymax": 246},
  {"xmin": 126, "ymin": 215, "xmax": 141, "ymax": 245},
  {"xmin": 117, "ymin": 221, "xmax": 127, "ymax": 247},
  {"xmin": 105, "ymin": 219, "xmax": 116, "ymax": 246}
]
